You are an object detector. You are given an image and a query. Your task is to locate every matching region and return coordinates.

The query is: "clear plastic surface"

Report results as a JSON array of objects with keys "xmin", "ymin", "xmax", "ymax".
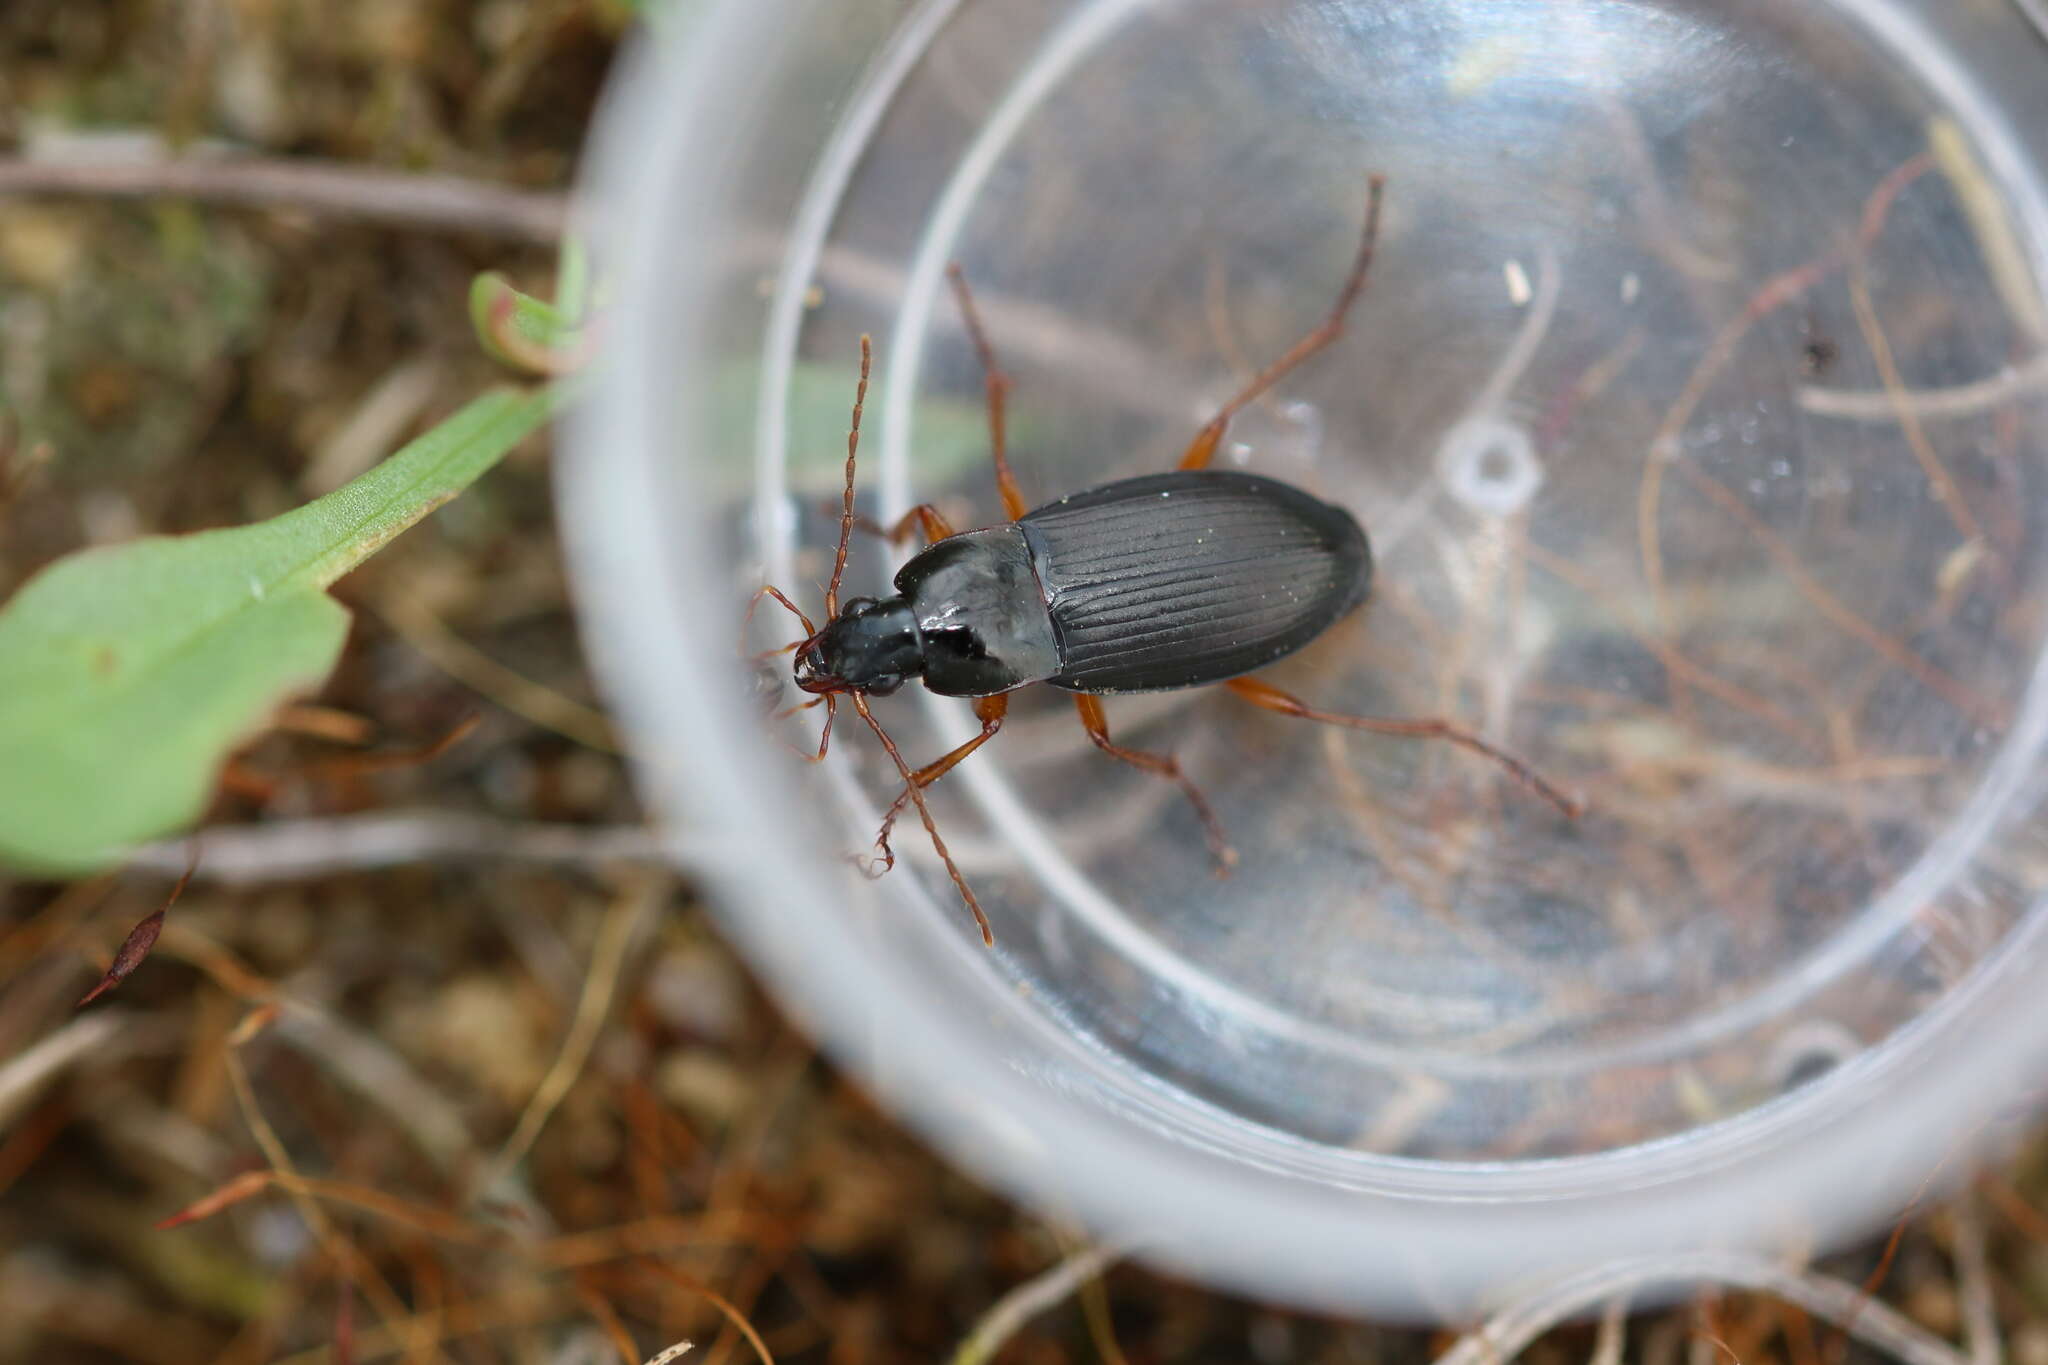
[{"xmin": 565, "ymin": 0, "xmax": 2048, "ymax": 1318}]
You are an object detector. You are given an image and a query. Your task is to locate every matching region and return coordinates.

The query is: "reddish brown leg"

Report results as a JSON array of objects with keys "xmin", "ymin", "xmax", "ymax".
[
  {"xmin": 827, "ymin": 502, "xmax": 961, "ymax": 547},
  {"xmin": 1074, "ymin": 694, "xmax": 1237, "ymax": 873},
  {"xmin": 945, "ymin": 264, "xmax": 1029, "ymax": 521},
  {"xmin": 1179, "ymin": 174, "xmax": 1387, "ymax": 471},
  {"xmin": 1223, "ymin": 676, "xmax": 1583, "ymax": 818},
  {"xmin": 872, "ymin": 693, "xmax": 1008, "ymax": 872},
  {"xmin": 741, "ymin": 584, "xmax": 816, "ymax": 659},
  {"xmin": 741, "ymin": 585, "xmax": 835, "ymax": 760},
  {"xmin": 851, "ymin": 693, "xmax": 994, "ymax": 945},
  {"xmin": 884, "ymin": 503, "xmax": 958, "ymax": 546}
]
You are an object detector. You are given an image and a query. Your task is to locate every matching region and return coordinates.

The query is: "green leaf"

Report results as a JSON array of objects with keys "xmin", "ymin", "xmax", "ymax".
[
  {"xmin": 0, "ymin": 386, "xmax": 552, "ymax": 874},
  {"xmin": 554, "ymin": 237, "xmax": 594, "ymax": 324},
  {"xmin": 470, "ymin": 271, "xmax": 586, "ymax": 375}
]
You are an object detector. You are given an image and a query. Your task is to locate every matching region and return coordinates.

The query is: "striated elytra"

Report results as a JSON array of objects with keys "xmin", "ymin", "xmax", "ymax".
[{"xmin": 878, "ymin": 469, "xmax": 1372, "ymax": 698}]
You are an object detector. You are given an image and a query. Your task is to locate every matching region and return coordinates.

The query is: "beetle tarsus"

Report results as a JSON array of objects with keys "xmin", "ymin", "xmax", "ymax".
[
  {"xmin": 1074, "ymin": 694, "xmax": 1238, "ymax": 874},
  {"xmin": 1222, "ymin": 676, "xmax": 1581, "ymax": 819}
]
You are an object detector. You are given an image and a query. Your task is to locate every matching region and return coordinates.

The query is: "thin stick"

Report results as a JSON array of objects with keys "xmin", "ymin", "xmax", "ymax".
[
  {"xmin": 1800, "ymin": 350, "xmax": 2048, "ymax": 421},
  {"xmin": 224, "ymin": 1035, "xmax": 431, "ymax": 1361},
  {"xmin": 129, "ymin": 812, "xmax": 673, "ymax": 882},
  {"xmin": 951, "ymin": 1244, "xmax": 1124, "ymax": 1365},
  {"xmin": 824, "ymin": 336, "xmax": 873, "ymax": 621},
  {"xmin": 1637, "ymin": 153, "xmax": 1930, "ymax": 611},
  {"xmin": 574, "ymin": 1278, "xmax": 642, "ymax": 1365},
  {"xmin": 638, "ymin": 1263, "xmax": 775, "ymax": 1365},
  {"xmin": 851, "ymin": 694, "xmax": 993, "ymax": 945},
  {"xmin": 0, "ymin": 151, "xmax": 568, "ymax": 241},
  {"xmin": 1844, "ymin": 253, "xmax": 1989, "ymax": 558},
  {"xmin": 378, "ymin": 594, "xmax": 618, "ymax": 753},
  {"xmin": 472, "ymin": 877, "xmax": 659, "ymax": 1202},
  {"xmin": 1673, "ymin": 463, "xmax": 2004, "ymax": 726},
  {"xmin": 1431, "ymin": 1253, "xmax": 1968, "ymax": 1365}
]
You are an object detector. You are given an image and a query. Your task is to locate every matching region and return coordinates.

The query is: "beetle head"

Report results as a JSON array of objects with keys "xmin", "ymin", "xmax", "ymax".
[{"xmin": 793, "ymin": 596, "xmax": 924, "ymax": 697}]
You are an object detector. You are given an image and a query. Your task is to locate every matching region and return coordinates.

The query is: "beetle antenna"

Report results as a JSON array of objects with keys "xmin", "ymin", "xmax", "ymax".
[
  {"xmin": 824, "ymin": 335, "xmax": 873, "ymax": 621},
  {"xmin": 850, "ymin": 693, "xmax": 993, "ymax": 946}
]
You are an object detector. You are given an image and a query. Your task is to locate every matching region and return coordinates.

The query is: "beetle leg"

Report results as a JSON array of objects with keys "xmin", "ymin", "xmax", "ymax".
[
  {"xmin": 945, "ymin": 264, "xmax": 1029, "ymax": 521},
  {"xmin": 884, "ymin": 503, "xmax": 958, "ymax": 546},
  {"xmin": 1222, "ymin": 676, "xmax": 1584, "ymax": 818},
  {"xmin": 740, "ymin": 584, "xmax": 816, "ymax": 665},
  {"xmin": 1177, "ymin": 174, "xmax": 1386, "ymax": 472},
  {"xmin": 853, "ymin": 693, "xmax": 995, "ymax": 945},
  {"xmin": 828, "ymin": 502, "xmax": 960, "ymax": 545},
  {"xmin": 870, "ymin": 693, "xmax": 1007, "ymax": 873},
  {"xmin": 1074, "ymin": 694, "xmax": 1237, "ymax": 874}
]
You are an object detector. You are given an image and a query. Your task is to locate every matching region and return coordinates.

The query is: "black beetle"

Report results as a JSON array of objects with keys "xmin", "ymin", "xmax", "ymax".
[{"xmin": 753, "ymin": 177, "xmax": 1580, "ymax": 944}]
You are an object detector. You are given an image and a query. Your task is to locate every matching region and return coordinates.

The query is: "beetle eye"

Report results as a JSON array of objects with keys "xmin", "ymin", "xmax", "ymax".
[
  {"xmin": 865, "ymin": 674, "xmax": 902, "ymax": 697},
  {"xmin": 841, "ymin": 595, "xmax": 878, "ymax": 616}
]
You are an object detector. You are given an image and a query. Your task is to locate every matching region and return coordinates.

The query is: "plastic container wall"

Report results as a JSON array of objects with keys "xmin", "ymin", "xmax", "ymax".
[{"xmin": 563, "ymin": 0, "xmax": 2048, "ymax": 1318}]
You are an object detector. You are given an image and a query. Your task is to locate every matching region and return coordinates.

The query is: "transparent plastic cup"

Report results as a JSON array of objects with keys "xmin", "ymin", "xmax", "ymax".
[{"xmin": 563, "ymin": 0, "xmax": 2048, "ymax": 1318}]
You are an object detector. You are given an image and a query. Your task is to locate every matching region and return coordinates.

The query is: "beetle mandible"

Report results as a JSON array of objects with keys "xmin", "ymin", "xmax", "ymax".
[{"xmin": 751, "ymin": 176, "xmax": 1582, "ymax": 945}]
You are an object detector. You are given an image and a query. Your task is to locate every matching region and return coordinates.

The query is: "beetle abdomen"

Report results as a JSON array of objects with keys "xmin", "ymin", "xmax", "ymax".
[{"xmin": 1018, "ymin": 471, "xmax": 1371, "ymax": 694}]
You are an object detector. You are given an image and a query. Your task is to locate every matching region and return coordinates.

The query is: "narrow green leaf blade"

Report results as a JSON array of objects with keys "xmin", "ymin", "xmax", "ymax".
[{"xmin": 276, "ymin": 385, "xmax": 553, "ymax": 588}]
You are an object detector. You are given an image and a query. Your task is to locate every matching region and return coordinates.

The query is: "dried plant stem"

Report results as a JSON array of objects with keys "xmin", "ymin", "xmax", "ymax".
[
  {"xmin": 130, "ymin": 812, "xmax": 676, "ymax": 882},
  {"xmin": 0, "ymin": 1013, "xmax": 124, "ymax": 1130},
  {"xmin": 575, "ymin": 1277, "xmax": 643, "ymax": 1365},
  {"xmin": 1636, "ymin": 153, "xmax": 1930, "ymax": 610},
  {"xmin": 1843, "ymin": 256, "xmax": 1988, "ymax": 557},
  {"xmin": 1799, "ymin": 350, "xmax": 2048, "ymax": 422},
  {"xmin": 0, "ymin": 151, "xmax": 568, "ymax": 240},
  {"xmin": 638, "ymin": 1263, "xmax": 775, "ymax": 1365},
  {"xmin": 472, "ymin": 877, "xmax": 660, "ymax": 1203},
  {"xmin": 376, "ymin": 595, "xmax": 619, "ymax": 753},
  {"xmin": 951, "ymin": 1244, "xmax": 1124, "ymax": 1365},
  {"xmin": 224, "ymin": 1041, "xmax": 439, "ymax": 1363},
  {"xmin": 1431, "ymin": 1254, "xmax": 1968, "ymax": 1365},
  {"xmin": 1591, "ymin": 1293, "xmax": 1631, "ymax": 1365},
  {"xmin": 1950, "ymin": 1197, "xmax": 1999, "ymax": 1365}
]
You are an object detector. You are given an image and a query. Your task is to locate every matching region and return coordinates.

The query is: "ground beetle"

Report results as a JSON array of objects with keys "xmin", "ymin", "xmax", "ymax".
[{"xmin": 753, "ymin": 177, "xmax": 1581, "ymax": 944}]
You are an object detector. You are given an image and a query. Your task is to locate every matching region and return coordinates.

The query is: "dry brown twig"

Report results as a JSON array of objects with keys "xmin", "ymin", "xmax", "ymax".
[
  {"xmin": 950, "ymin": 1243, "xmax": 1125, "ymax": 1365},
  {"xmin": 374, "ymin": 595, "xmax": 620, "ymax": 753},
  {"xmin": 128, "ymin": 811, "xmax": 679, "ymax": 883},
  {"xmin": 471, "ymin": 875, "xmax": 663, "ymax": 1206},
  {"xmin": 1798, "ymin": 350, "xmax": 2048, "ymax": 422},
  {"xmin": 0, "ymin": 148, "xmax": 568, "ymax": 241},
  {"xmin": 1430, "ymin": 1253, "xmax": 1968, "ymax": 1365}
]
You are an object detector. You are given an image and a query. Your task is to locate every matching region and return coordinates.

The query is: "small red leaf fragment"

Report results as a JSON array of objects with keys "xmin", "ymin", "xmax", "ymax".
[
  {"xmin": 77, "ymin": 860, "xmax": 194, "ymax": 1007},
  {"xmin": 156, "ymin": 1169, "xmax": 273, "ymax": 1230},
  {"xmin": 304, "ymin": 712, "xmax": 482, "ymax": 780},
  {"xmin": 334, "ymin": 1279, "xmax": 356, "ymax": 1365}
]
